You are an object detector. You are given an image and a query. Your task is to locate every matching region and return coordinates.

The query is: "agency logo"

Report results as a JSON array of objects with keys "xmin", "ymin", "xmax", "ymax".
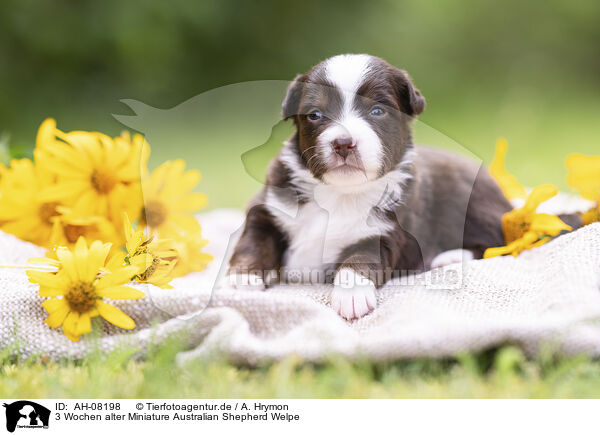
[{"xmin": 3, "ymin": 401, "xmax": 50, "ymax": 433}]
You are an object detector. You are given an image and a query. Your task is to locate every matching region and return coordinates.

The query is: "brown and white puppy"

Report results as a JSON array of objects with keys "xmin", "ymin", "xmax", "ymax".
[{"xmin": 226, "ymin": 54, "xmax": 513, "ymax": 319}]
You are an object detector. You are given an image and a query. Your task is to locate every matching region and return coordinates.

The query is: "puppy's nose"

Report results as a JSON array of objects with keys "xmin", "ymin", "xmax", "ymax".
[{"xmin": 332, "ymin": 137, "xmax": 355, "ymax": 158}]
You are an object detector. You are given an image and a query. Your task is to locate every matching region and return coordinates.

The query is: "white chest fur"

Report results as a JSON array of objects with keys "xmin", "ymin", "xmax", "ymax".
[{"xmin": 264, "ymin": 169, "xmax": 409, "ymax": 282}]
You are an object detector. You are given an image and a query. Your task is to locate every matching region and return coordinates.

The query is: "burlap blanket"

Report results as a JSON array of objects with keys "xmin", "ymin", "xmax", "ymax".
[{"xmin": 1, "ymin": 205, "xmax": 599, "ymax": 365}]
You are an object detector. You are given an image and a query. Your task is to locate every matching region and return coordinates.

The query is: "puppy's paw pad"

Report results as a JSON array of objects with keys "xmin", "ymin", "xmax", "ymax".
[
  {"xmin": 218, "ymin": 273, "xmax": 265, "ymax": 291},
  {"xmin": 431, "ymin": 249, "xmax": 474, "ymax": 269},
  {"xmin": 330, "ymin": 268, "xmax": 377, "ymax": 320}
]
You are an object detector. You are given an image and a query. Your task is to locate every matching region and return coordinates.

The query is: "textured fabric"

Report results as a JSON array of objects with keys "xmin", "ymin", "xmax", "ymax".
[{"xmin": 1, "ymin": 200, "xmax": 600, "ymax": 365}]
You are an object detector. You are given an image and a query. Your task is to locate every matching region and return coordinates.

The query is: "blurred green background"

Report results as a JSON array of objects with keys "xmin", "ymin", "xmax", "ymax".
[{"xmin": 1, "ymin": 0, "xmax": 599, "ymax": 209}]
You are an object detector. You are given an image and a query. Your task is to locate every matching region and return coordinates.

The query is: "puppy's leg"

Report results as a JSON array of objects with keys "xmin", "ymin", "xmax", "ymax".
[
  {"xmin": 463, "ymin": 168, "xmax": 513, "ymax": 257},
  {"xmin": 329, "ymin": 229, "xmax": 426, "ymax": 320},
  {"xmin": 329, "ymin": 238, "xmax": 392, "ymax": 320},
  {"xmin": 226, "ymin": 204, "xmax": 287, "ymax": 290}
]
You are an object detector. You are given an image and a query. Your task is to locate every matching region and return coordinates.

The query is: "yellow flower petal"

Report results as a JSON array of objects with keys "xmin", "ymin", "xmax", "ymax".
[
  {"xmin": 27, "ymin": 257, "xmax": 60, "ymax": 268},
  {"xmin": 41, "ymin": 297, "xmax": 66, "ymax": 312},
  {"xmin": 36, "ymin": 118, "xmax": 57, "ymax": 148},
  {"xmin": 169, "ymin": 213, "xmax": 201, "ymax": 234},
  {"xmin": 73, "ymin": 236, "xmax": 91, "ymax": 280},
  {"xmin": 95, "ymin": 265, "xmax": 138, "ymax": 289},
  {"xmin": 63, "ymin": 329, "xmax": 80, "ymax": 342},
  {"xmin": 104, "ymin": 251, "xmax": 126, "ymax": 271},
  {"xmin": 96, "ymin": 300, "xmax": 135, "ymax": 329},
  {"xmin": 38, "ymin": 287, "xmax": 66, "ymax": 297},
  {"xmin": 76, "ymin": 312, "xmax": 92, "ymax": 336},
  {"xmin": 55, "ymin": 247, "xmax": 78, "ymax": 281},
  {"xmin": 530, "ymin": 237, "xmax": 551, "ymax": 249},
  {"xmin": 39, "ymin": 181, "xmax": 88, "ymax": 201},
  {"xmin": 582, "ymin": 205, "xmax": 600, "ymax": 226},
  {"xmin": 123, "ymin": 213, "xmax": 135, "ymax": 241},
  {"xmin": 566, "ymin": 154, "xmax": 600, "ymax": 201},
  {"xmin": 164, "ymin": 159, "xmax": 186, "ymax": 182},
  {"xmin": 523, "ymin": 184, "xmax": 558, "ymax": 213},
  {"xmin": 87, "ymin": 240, "xmax": 112, "ymax": 274},
  {"xmin": 43, "ymin": 300, "xmax": 70, "ymax": 328},
  {"xmin": 489, "ymin": 138, "xmax": 527, "ymax": 200},
  {"xmin": 484, "ymin": 232, "xmax": 539, "ymax": 258},
  {"xmin": 170, "ymin": 193, "xmax": 208, "ymax": 213},
  {"xmin": 530, "ymin": 213, "xmax": 572, "ymax": 236},
  {"xmin": 130, "ymin": 253, "xmax": 154, "ymax": 273},
  {"xmin": 27, "ymin": 270, "xmax": 66, "ymax": 290},
  {"xmin": 97, "ymin": 285, "xmax": 145, "ymax": 300},
  {"xmin": 165, "ymin": 170, "xmax": 201, "ymax": 195},
  {"xmin": 62, "ymin": 311, "xmax": 80, "ymax": 338},
  {"xmin": 483, "ymin": 245, "xmax": 513, "ymax": 259}
]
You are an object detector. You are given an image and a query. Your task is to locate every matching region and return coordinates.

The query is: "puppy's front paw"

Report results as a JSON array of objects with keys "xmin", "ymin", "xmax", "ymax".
[
  {"xmin": 330, "ymin": 268, "xmax": 377, "ymax": 320},
  {"xmin": 430, "ymin": 249, "xmax": 474, "ymax": 269},
  {"xmin": 218, "ymin": 273, "xmax": 265, "ymax": 291}
]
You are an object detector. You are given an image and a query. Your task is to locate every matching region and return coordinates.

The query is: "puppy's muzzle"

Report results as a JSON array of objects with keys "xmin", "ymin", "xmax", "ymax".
[{"xmin": 332, "ymin": 136, "xmax": 355, "ymax": 159}]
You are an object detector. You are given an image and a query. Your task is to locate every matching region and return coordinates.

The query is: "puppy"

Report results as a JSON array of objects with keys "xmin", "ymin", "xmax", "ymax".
[{"xmin": 226, "ymin": 54, "xmax": 513, "ymax": 319}]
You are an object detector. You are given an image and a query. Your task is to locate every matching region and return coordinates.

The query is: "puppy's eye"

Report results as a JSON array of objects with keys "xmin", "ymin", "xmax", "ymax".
[
  {"xmin": 307, "ymin": 110, "xmax": 323, "ymax": 121},
  {"xmin": 369, "ymin": 107, "xmax": 385, "ymax": 117}
]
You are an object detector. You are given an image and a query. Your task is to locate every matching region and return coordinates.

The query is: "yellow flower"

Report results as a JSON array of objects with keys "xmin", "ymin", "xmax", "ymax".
[
  {"xmin": 35, "ymin": 118, "xmax": 148, "ymax": 228},
  {"xmin": 489, "ymin": 138, "xmax": 527, "ymax": 200},
  {"xmin": 566, "ymin": 153, "xmax": 600, "ymax": 225},
  {"xmin": 566, "ymin": 153, "xmax": 600, "ymax": 201},
  {"xmin": 121, "ymin": 215, "xmax": 178, "ymax": 289},
  {"xmin": 581, "ymin": 206, "xmax": 600, "ymax": 226},
  {"xmin": 484, "ymin": 184, "xmax": 572, "ymax": 258},
  {"xmin": 171, "ymin": 231, "xmax": 213, "ymax": 278},
  {"xmin": 140, "ymin": 160, "xmax": 207, "ymax": 237},
  {"xmin": 0, "ymin": 158, "xmax": 59, "ymax": 245},
  {"xmin": 484, "ymin": 232, "xmax": 549, "ymax": 258},
  {"xmin": 501, "ymin": 184, "xmax": 571, "ymax": 243},
  {"xmin": 27, "ymin": 237, "xmax": 143, "ymax": 342},
  {"xmin": 36, "ymin": 118, "xmax": 61, "ymax": 148},
  {"xmin": 48, "ymin": 206, "xmax": 121, "ymax": 249}
]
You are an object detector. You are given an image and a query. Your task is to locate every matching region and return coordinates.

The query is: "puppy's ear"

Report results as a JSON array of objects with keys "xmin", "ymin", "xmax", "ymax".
[
  {"xmin": 391, "ymin": 68, "xmax": 426, "ymax": 116},
  {"xmin": 282, "ymin": 74, "xmax": 307, "ymax": 120}
]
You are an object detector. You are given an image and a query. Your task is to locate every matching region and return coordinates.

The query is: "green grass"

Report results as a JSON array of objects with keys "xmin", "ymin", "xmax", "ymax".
[{"xmin": 3, "ymin": 341, "xmax": 600, "ymax": 398}]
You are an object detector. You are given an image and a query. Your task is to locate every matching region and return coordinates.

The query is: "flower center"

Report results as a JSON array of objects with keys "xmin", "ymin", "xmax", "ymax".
[
  {"xmin": 142, "ymin": 201, "xmax": 168, "ymax": 228},
  {"xmin": 91, "ymin": 169, "xmax": 117, "ymax": 194},
  {"xmin": 64, "ymin": 224, "xmax": 90, "ymax": 244},
  {"xmin": 64, "ymin": 281, "xmax": 97, "ymax": 313},
  {"xmin": 39, "ymin": 202, "xmax": 60, "ymax": 224},
  {"xmin": 502, "ymin": 211, "xmax": 531, "ymax": 243}
]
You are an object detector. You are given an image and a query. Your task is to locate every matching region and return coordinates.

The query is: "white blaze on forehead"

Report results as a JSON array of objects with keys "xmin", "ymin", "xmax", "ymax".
[
  {"xmin": 324, "ymin": 54, "xmax": 372, "ymax": 98},
  {"xmin": 320, "ymin": 54, "xmax": 383, "ymax": 184}
]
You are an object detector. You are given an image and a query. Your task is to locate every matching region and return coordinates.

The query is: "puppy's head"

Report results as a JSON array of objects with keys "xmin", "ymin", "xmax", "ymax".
[{"xmin": 282, "ymin": 54, "xmax": 425, "ymax": 186}]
